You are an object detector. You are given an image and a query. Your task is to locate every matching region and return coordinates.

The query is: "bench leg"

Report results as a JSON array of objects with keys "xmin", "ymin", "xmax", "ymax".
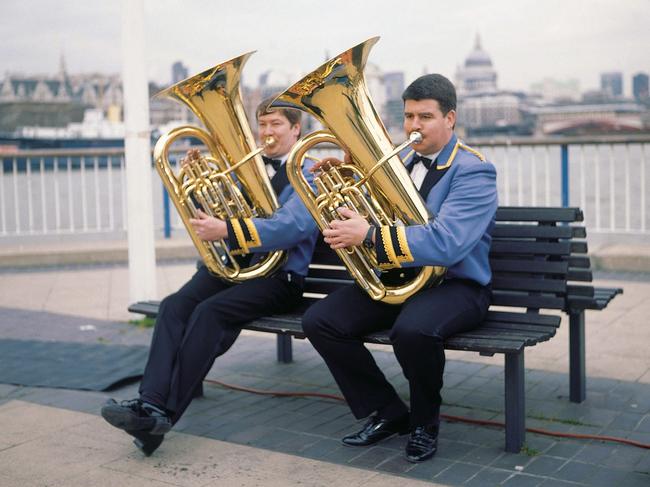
[
  {"xmin": 276, "ymin": 334, "xmax": 293, "ymax": 363},
  {"xmin": 569, "ymin": 311, "xmax": 586, "ymax": 403},
  {"xmin": 505, "ymin": 351, "xmax": 525, "ymax": 453}
]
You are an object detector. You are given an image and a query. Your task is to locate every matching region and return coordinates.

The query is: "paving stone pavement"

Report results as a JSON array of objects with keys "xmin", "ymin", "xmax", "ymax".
[{"xmin": 0, "ymin": 262, "xmax": 649, "ymax": 486}]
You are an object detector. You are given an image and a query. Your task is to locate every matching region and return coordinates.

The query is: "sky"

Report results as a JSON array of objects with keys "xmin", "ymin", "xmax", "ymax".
[{"xmin": 2, "ymin": 0, "xmax": 649, "ymax": 96}]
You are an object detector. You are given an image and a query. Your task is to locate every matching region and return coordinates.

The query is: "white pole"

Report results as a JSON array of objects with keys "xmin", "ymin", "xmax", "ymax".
[{"xmin": 121, "ymin": 0, "xmax": 157, "ymax": 303}]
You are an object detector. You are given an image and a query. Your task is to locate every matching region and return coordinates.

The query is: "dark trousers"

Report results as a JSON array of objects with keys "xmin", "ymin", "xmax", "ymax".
[
  {"xmin": 302, "ymin": 278, "xmax": 491, "ymax": 428},
  {"xmin": 139, "ymin": 265, "xmax": 303, "ymax": 424}
]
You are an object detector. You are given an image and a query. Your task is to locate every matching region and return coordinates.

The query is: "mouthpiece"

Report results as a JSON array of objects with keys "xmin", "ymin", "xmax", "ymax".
[
  {"xmin": 264, "ymin": 136, "xmax": 276, "ymax": 147},
  {"xmin": 409, "ymin": 132, "xmax": 422, "ymax": 144}
]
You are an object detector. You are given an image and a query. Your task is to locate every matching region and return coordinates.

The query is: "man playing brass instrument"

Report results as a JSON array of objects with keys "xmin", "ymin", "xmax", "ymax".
[
  {"xmin": 101, "ymin": 97, "xmax": 318, "ymax": 456},
  {"xmin": 303, "ymin": 74, "xmax": 498, "ymax": 462}
]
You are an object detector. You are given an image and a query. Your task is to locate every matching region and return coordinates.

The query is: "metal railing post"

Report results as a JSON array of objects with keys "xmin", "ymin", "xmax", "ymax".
[
  {"xmin": 163, "ymin": 185, "xmax": 171, "ymax": 239},
  {"xmin": 561, "ymin": 143, "xmax": 569, "ymax": 207}
]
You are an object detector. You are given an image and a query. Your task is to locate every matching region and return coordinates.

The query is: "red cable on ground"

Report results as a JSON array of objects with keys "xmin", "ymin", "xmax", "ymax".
[
  {"xmin": 203, "ymin": 379, "xmax": 650, "ymax": 450},
  {"xmin": 204, "ymin": 378, "xmax": 345, "ymax": 402}
]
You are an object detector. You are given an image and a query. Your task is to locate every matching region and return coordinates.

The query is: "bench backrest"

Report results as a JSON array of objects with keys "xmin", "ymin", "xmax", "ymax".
[{"xmin": 302, "ymin": 206, "xmax": 589, "ymax": 313}]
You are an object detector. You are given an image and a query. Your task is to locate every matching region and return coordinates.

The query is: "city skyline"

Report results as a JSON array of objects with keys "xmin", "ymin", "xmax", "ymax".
[{"xmin": 2, "ymin": 0, "xmax": 649, "ymax": 96}]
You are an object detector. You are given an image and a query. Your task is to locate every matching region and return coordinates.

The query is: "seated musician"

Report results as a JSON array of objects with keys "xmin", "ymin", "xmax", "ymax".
[
  {"xmin": 101, "ymin": 96, "xmax": 318, "ymax": 456},
  {"xmin": 302, "ymin": 74, "xmax": 498, "ymax": 462}
]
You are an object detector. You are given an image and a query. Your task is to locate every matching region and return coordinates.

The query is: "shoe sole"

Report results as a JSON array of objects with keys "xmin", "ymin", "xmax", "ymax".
[
  {"xmin": 101, "ymin": 404, "xmax": 170, "ymax": 434},
  {"xmin": 341, "ymin": 429, "xmax": 409, "ymax": 447},
  {"xmin": 128, "ymin": 429, "xmax": 165, "ymax": 457},
  {"xmin": 405, "ymin": 450, "xmax": 437, "ymax": 463}
]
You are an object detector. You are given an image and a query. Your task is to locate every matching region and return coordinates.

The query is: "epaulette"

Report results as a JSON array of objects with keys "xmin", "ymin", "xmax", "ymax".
[{"xmin": 459, "ymin": 142, "xmax": 486, "ymax": 162}]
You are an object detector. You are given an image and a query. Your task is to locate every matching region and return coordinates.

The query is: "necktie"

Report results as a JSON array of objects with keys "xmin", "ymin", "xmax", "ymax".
[
  {"xmin": 262, "ymin": 155, "xmax": 282, "ymax": 172},
  {"xmin": 407, "ymin": 154, "xmax": 433, "ymax": 173}
]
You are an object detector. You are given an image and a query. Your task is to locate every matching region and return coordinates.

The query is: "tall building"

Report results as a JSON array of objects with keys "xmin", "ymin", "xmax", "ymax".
[
  {"xmin": 600, "ymin": 72, "xmax": 623, "ymax": 98},
  {"xmin": 382, "ymin": 71, "xmax": 405, "ymax": 134},
  {"xmin": 529, "ymin": 78, "xmax": 580, "ymax": 103},
  {"xmin": 633, "ymin": 72, "xmax": 649, "ymax": 101},
  {"xmin": 383, "ymin": 72, "xmax": 405, "ymax": 100},
  {"xmin": 149, "ymin": 81, "xmax": 195, "ymax": 128},
  {"xmin": 171, "ymin": 61, "xmax": 188, "ymax": 84}
]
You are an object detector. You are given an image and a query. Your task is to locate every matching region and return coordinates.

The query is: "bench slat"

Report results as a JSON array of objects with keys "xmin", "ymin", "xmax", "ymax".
[
  {"xmin": 496, "ymin": 207, "xmax": 583, "ymax": 223},
  {"xmin": 595, "ymin": 287, "xmax": 623, "ymax": 298},
  {"xmin": 490, "ymin": 258, "xmax": 568, "ymax": 275},
  {"xmin": 482, "ymin": 321, "xmax": 560, "ymax": 333},
  {"xmin": 567, "ymin": 285, "xmax": 595, "ymax": 297},
  {"xmin": 485, "ymin": 310, "xmax": 561, "ymax": 326},
  {"xmin": 568, "ymin": 299, "xmax": 605, "ymax": 310},
  {"xmin": 571, "ymin": 241, "xmax": 588, "ymax": 254},
  {"xmin": 245, "ymin": 319, "xmax": 305, "ymax": 338},
  {"xmin": 492, "ymin": 276, "xmax": 567, "ymax": 293},
  {"xmin": 567, "ymin": 268, "xmax": 593, "ymax": 281},
  {"xmin": 490, "ymin": 241, "xmax": 571, "ymax": 256},
  {"xmin": 445, "ymin": 337, "xmax": 525, "ymax": 353},
  {"xmin": 491, "ymin": 292, "xmax": 565, "ymax": 309},
  {"xmin": 128, "ymin": 301, "xmax": 161, "ymax": 318},
  {"xmin": 568, "ymin": 256, "xmax": 591, "ymax": 268},
  {"xmin": 346, "ymin": 328, "xmax": 527, "ymax": 354},
  {"xmin": 492, "ymin": 225, "xmax": 572, "ymax": 239},
  {"xmin": 459, "ymin": 328, "xmax": 556, "ymax": 344}
]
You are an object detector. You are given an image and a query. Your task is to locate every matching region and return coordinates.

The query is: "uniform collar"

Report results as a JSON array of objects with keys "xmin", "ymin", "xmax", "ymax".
[{"xmin": 434, "ymin": 133, "xmax": 460, "ymax": 170}]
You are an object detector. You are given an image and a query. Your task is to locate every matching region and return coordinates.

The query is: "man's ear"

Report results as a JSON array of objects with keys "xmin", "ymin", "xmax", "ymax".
[{"xmin": 446, "ymin": 110, "xmax": 456, "ymax": 130}]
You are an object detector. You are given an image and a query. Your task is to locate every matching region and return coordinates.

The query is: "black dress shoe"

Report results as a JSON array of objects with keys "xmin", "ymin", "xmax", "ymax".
[
  {"xmin": 128, "ymin": 428, "xmax": 165, "ymax": 457},
  {"xmin": 342, "ymin": 414, "xmax": 409, "ymax": 446},
  {"xmin": 101, "ymin": 398, "xmax": 172, "ymax": 435},
  {"xmin": 405, "ymin": 425, "xmax": 438, "ymax": 463}
]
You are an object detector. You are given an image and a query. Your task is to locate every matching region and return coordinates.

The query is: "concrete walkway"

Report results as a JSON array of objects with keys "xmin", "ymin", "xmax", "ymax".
[
  {"xmin": 0, "ymin": 247, "xmax": 649, "ymax": 486},
  {"xmin": 0, "ymin": 400, "xmax": 436, "ymax": 487}
]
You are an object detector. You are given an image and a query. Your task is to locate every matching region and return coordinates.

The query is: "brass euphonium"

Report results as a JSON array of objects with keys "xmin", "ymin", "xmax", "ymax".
[
  {"xmin": 272, "ymin": 37, "xmax": 445, "ymax": 304},
  {"xmin": 153, "ymin": 52, "xmax": 285, "ymax": 282}
]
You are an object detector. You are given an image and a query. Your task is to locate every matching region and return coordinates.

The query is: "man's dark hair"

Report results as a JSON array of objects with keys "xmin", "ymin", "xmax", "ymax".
[
  {"xmin": 256, "ymin": 95, "xmax": 302, "ymax": 127},
  {"xmin": 402, "ymin": 74, "xmax": 457, "ymax": 115}
]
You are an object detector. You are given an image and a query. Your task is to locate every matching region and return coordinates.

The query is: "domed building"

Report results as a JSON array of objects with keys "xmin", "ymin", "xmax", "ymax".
[
  {"xmin": 455, "ymin": 34, "xmax": 497, "ymax": 95},
  {"xmin": 455, "ymin": 35, "xmax": 529, "ymax": 136}
]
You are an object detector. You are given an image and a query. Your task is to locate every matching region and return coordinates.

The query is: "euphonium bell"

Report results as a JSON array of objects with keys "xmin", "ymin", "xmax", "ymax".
[
  {"xmin": 153, "ymin": 52, "xmax": 286, "ymax": 282},
  {"xmin": 271, "ymin": 37, "xmax": 445, "ymax": 304}
]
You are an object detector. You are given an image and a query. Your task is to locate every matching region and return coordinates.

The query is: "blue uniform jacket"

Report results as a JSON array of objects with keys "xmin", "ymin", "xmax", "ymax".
[
  {"xmin": 375, "ymin": 133, "xmax": 498, "ymax": 286},
  {"xmin": 226, "ymin": 160, "xmax": 319, "ymax": 277}
]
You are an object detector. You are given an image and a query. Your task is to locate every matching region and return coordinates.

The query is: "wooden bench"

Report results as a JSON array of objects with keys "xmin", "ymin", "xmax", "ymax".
[{"xmin": 129, "ymin": 206, "xmax": 622, "ymax": 453}]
